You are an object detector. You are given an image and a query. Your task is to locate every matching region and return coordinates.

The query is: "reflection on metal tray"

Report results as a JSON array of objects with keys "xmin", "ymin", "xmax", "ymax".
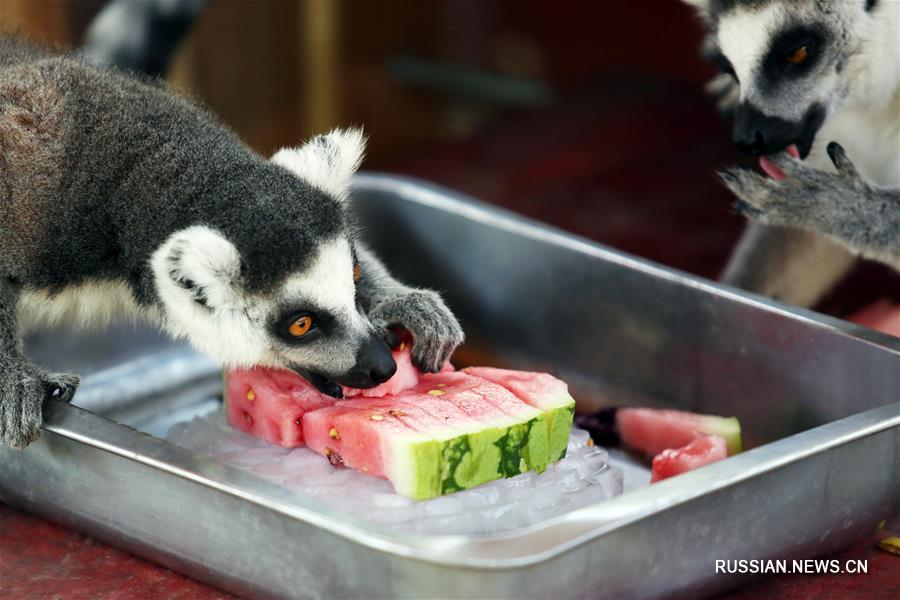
[{"xmin": 1, "ymin": 174, "xmax": 897, "ymax": 599}]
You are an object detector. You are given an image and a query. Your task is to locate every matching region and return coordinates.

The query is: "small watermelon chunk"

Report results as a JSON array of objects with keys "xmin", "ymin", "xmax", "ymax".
[
  {"xmin": 651, "ymin": 434, "xmax": 727, "ymax": 482},
  {"xmin": 462, "ymin": 367, "xmax": 576, "ymax": 461},
  {"xmin": 342, "ymin": 342, "xmax": 421, "ymax": 398},
  {"xmin": 342, "ymin": 336, "xmax": 454, "ymax": 399},
  {"xmin": 848, "ymin": 299, "xmax": 900, "ymax": 338},
  {"xmin": 225, "ymin": 367, "xmax": 336, "ymax": 447},
  {"xmin": 616, "ymin": 408, "xmax": 742, "ymax": 457}
]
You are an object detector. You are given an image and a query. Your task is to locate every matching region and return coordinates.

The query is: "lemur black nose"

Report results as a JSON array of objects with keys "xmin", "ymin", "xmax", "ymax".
[
  {"xmin": 370, "ymin": 361, "xmax": 396, "ymax": 385},
  {"xmin": 734, "ymin": 130, "xmax": 767, "ymax": 156},
  {"xmin": 732, "ymin": 102, "xmax": 799, "ymax": 157},
  {"xmin": 356, "ymin": 333, "xmax": 397, "ymax": 385}
]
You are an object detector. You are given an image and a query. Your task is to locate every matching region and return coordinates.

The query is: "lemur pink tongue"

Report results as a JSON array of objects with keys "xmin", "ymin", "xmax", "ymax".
[{"xmin": 759, "ymin": 144, "xmax": 800, "ymax": 181}]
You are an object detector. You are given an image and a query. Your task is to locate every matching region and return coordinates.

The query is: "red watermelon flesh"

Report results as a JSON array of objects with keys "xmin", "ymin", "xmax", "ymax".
[
  {"xmin": 616, "ymin": 407, "xmax": 743, "ymax": 457},
  {"xmin": 226, "ymin": 367, "xmax": 336, "ymax": 447},
  {"xmin": 302, "ymin": 398, "xmax": 447, "ymax": 480},
  {"xmin": 848, "ymin": 299, "xmax": 900, "ymax": 338},
  {"xmin": 651, "ymin": 434, "xmax": 728, "ymax": 482}
]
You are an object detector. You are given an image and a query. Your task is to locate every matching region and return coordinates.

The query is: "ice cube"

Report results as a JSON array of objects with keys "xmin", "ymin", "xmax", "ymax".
[
  {"xmin": 424, "ymin": 496, "xmax": 464, "ymax": 517},
  {"xmin": 373, "ymin": 493, "xmax": 414, "ymax": 509},
  {"xmin": 570, "ymin": 428, "xmax": 591, "ymax": 446},
  {"xmin": 556, "ymin": 471, "xmax": 585, "ymax": 494}
]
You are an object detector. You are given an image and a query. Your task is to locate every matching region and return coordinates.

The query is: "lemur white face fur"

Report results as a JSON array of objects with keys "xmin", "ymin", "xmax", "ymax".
[
  {"xmin": 686, "ymin": 0, "xmax": 899, "ymax": 160},
  {"xmin": 151, "ymin": 129, "xmax": 395, "ymax": 388}
]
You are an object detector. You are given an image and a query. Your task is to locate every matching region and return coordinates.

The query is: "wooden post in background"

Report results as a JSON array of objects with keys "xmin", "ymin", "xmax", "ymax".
[
  {"xmin": 299, "ymin": 0, "xmax": 341, "ymax": 136},
  {"xmin": 0, "ymin": 0, "xmax": 71, "ymax": 44}
]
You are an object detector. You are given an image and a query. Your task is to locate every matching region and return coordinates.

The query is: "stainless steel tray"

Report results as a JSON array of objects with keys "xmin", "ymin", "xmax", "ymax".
[{"xmin": 1, "ymin": 174, "xmax": 897, "ymax": 599}]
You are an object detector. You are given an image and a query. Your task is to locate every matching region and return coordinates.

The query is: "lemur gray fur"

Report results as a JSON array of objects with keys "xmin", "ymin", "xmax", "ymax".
[
  {"xmin": 0, "ymin": 38, "xmax": 463, "ymax": 449},
  {"xmin": 684, "ymin": 0, "xmax": 900, "ymax": 303}
]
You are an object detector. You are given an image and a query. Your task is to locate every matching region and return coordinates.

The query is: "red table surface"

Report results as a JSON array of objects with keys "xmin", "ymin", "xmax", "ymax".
[{"xmin": 1, "ymin": 503, "xmax": 897, "ymax": 599}]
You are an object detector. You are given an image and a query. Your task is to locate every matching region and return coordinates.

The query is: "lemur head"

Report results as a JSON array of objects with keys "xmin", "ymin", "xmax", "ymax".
[
  {"xmin": 684, "ymin": 0, "xmax": 888, "ymax": 158},
  {"xmin": 151, "ymin": 128, "xmax": 396, "ymax": 394}
]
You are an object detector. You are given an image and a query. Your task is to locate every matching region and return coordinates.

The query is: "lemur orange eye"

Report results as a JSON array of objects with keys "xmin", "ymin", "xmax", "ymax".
[
  {"xmin": 786, "ymin": 46, "xmax": 808, "ymax": 64},
  {"xmin": 353, "ymin": 264, "xmax": 361, "ymax": 281},
  {"xmin": 289, "ymin": 315, "xmax": 314, "ymax": 337}
]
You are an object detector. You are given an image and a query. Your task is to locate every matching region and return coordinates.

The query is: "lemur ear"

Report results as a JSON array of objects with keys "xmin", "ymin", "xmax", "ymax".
[
  {"xmin": 152, "ymin": 226, "xmax": 243, "ymax": 311},
  {"xmin": 271, "ymin": 127, "xmax": 366, "ymax": 203}
]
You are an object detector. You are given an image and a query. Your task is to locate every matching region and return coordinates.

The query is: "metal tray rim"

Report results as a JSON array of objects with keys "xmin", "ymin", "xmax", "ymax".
[{"xmin": 355, "ymin": 173, "xmax": 900, "ymax": 354}]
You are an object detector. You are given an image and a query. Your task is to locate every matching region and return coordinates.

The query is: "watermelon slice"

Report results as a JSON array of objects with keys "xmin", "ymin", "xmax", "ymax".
[
  {"xmin": 462, "ymin": 367, "xmax": 576, "ymax": 461},
  {"xmin": 650, "ymin": 434, "xmax": 727, "ymax": 482},
  {"xmin": 616, "ymin": 407, "xmax": 742, "ymax": 457},
  {"xmin": 224, "ymin": 351, "xmax": 576, "ymax": 499}
]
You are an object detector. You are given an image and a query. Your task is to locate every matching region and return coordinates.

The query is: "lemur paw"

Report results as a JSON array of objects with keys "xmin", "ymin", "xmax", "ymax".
[
  {"xmin": 368, "ymin": 290, "xmax": 464, "ymax": 373},
  {"xmin": 722, "ymin": 142, "xmax": 867, "ymax": 230},
  {"xmin": 0, "ymin": 365, "xmax": 79, "ymax": 449}
]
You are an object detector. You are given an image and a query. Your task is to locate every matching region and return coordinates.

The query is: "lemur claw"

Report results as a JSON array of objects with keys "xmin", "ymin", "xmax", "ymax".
[
  {"xmin": 41, "ymin": 371, "xmax": 80, "ymax": 403},
  {"xmin": 0, "ymin": 365, "xmax": 80, "ymax": 449},
  {"xmin": 733, "ymin": 198, "xmax": 762, "ymax": 219},
  {"xmin": 382, "ymin": 327, "xmax": 401, "ymax": 350},
  {"xmin": 368, "ymin": 290, "xmax": 464, "ymax": 374}
]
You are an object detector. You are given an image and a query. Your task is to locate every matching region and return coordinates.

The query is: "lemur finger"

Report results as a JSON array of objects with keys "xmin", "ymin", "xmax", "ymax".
[
  {"xmin": 42, "ymin": 372, "xmax": 80, "ymax": 403},
  {"xmin": 733, "ymin": 199, "xmax": 763, "ymax": 218},
  {"xmin": 411, "ymin": 336, "xmax": 440, "ymax": 373},
  {"xmin": 382, "ymin": 328, "xmax": 401, "ymax": 350},
  {"xmin": 19, "ymin": 392, "xmax": 42, "ymax": 447},
  {"xmin": 826, "ymin": 142, "xmax": 860, "ymax": 180},
  {"xmin": 768, "ymin": 152, "xmax": 808, "ymax": 179},
  {"xmin": 720, "ymin": 168, "xmax": 777, "ymax": 207},
  {"xmin": 3, "ymin": 388, "xmax": 41, "ymax": 449}
]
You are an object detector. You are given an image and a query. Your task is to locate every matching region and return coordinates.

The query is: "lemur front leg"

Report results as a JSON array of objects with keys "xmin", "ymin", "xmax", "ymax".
[
  {"xmin": 723, "ymin": 143, "xmax": 900, "ymax": 270},
  {"xmin": 0, "ymin": 280, "xmax": 80, "ymax": 449},
  {"xmin": 355, "ymin": 244, "xmax": 464, "ymax": 373}
]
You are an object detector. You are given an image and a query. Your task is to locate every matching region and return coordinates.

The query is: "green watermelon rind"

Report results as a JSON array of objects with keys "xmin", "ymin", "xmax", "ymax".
[
  {"xmin": 435, "ymin": 419, "xmax": 532, "ymax": 496},
  {"xmin": 383, "ymin": 413, "xmax": 556, "ymax": 500},
  {"xmin": 699, "ymin": 415, "xmax": 743, "ymax": 456},
  {"xmin": 531, "ymin": 395, "xmax": 576, "ymax": 462},
  {"xmin": 383, "ymin": 433, "xmax": 443, "ymax": 500}
]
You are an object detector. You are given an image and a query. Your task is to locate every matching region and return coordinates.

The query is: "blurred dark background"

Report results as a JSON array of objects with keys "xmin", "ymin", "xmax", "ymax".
[{"xmin": 2, "ymin": 0, "xmax": 896, "ymax": 315}]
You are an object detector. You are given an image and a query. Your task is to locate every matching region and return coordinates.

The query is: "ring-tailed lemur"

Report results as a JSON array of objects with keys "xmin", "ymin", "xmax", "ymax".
[
  {"xmin": 0, "ymin": 38, "xmax": 463, "ymax": 449},
  {"xmin": 684, "ymin": 0, "xmax": 900, "ymax": 303}
]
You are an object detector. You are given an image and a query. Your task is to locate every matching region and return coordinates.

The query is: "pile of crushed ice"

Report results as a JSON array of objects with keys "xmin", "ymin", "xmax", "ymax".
[{"xmin": 167, "ymin": 409, "xmax": 624, "ymax": 535}]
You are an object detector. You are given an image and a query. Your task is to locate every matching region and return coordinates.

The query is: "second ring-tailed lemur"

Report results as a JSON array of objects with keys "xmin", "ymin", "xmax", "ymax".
[
  {"xmin": 0, "ymin": 38, "xmax": 463, "ymax": 449},
  {"xmin": 683, "ymin": 0, "xmax": 900, "ymax": 303}
]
